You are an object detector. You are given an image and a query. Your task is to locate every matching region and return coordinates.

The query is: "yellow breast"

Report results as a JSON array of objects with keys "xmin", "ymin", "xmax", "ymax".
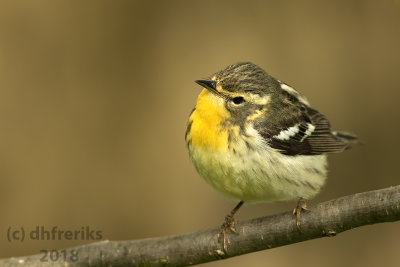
[{"xmin": 187, "ymin": 89, "xmax": 230, "ymax": 151}]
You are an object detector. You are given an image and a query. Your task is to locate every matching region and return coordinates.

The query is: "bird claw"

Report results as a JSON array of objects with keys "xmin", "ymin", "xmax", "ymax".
[
  {"xmin": 293, "ymin": 197, "xmax": 309, "ymax": 228},
  {"xmin": 217, "ymin": 201, "xmax": 244, "ymax": 252},
  {"xmin": 218, "ymin": 214, "xmax": 236, "ymax": 251}
]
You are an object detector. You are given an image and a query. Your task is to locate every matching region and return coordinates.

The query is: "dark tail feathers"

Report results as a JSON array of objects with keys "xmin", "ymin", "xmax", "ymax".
[{"xmin": 332, "ymin": 131, "xmax": 361, "ymax": 146}]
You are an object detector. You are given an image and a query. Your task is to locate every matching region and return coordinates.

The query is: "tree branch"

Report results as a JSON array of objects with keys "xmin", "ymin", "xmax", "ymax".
[{"xmin": 2, "ymin": 185, "xmax": 400, "ymax": 266}]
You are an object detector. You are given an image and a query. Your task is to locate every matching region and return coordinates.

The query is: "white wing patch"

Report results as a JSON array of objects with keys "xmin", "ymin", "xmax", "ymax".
[
  {"xmin": 280, "ymin": 83, "xmax": 298, "ymax": 95},
  {"xmin": 279, "ymin": 82, "xmax": 310, "ymax": 106},
  {"xmin": 273, "ymin": 123, "xmax": 316, "ymax": 142},
  {"xmin": 300, "ymin": 123, "xmax": 316, "ymax": 142},
  {"xmin": 274, "ymin": 124, "xmax": 300, "ymax": 141}
]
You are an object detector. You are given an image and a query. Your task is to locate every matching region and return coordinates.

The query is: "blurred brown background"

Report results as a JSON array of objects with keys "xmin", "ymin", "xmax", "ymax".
[{"xmin": 0, "ymin": 1, "xmax": 399, "ymax": 266}]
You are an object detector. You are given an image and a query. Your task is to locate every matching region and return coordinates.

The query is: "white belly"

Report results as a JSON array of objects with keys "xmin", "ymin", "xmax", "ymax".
[{"xmin": 189, "ymin": 139, "xmax": 328, "ymax": 203}]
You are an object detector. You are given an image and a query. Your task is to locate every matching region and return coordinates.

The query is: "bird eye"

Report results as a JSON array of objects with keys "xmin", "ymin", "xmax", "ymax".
[{"xmin": 232, "ymin": 96, "xmax": 245, "ymax": 105}]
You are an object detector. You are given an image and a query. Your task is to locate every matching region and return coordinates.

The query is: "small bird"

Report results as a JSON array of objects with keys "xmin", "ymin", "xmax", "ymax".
[{"xmin": 185, "ymin": 62, "xmax": 357, "ymax": 251}]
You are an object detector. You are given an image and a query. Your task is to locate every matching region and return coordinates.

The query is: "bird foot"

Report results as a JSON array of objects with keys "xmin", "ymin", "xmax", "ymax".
[
  {"xmin": 217, "ymin": 201, "xmax": 244, "ymax": 252},
  {"xmin": 293, "ymin": 197, "xmax": 309, "ymax": 228},
  {"xmin": 217, "ymin": 214, "xmax": 237, "ymax": 252}
]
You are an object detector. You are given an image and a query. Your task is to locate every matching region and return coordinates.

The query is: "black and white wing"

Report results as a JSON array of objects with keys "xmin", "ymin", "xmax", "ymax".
[{"xmin": 254, "ymin": 102, "xmax": 349, "ymax": 156}]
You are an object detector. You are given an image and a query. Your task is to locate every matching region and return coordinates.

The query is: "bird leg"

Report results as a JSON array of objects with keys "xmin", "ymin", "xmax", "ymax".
[
  {"xmin": 293, "ymin": 197, "xmax": 309, "ymax": 228},
  {"xmin": 218, "ymin": 201, "xmax": 244, "ymax": 251}
]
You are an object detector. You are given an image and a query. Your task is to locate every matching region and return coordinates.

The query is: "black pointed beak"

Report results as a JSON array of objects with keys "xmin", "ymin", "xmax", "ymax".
[{"xmin": 195, "ymin": 80, "xmax": 219, "ymax": 95}]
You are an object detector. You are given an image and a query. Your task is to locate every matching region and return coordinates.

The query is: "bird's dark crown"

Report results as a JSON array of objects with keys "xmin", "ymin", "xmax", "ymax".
[{"xmin": 212, "ymin": 62, "xmax": 279, "ymax": 95}]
